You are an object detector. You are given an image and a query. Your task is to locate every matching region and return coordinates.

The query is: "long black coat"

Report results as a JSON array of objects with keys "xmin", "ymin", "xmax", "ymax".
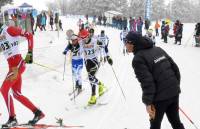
[{"xmin": 132, "ymin": 38, "xmax": 181, "ymax": 105}]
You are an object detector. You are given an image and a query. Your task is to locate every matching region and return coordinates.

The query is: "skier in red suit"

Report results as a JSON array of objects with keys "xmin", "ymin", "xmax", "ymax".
[{"xmin": 0, "ymin": 22, "xmax": 45, "ymax": 127}]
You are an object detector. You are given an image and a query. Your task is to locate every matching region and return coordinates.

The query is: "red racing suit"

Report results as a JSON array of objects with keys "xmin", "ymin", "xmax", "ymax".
[{"xmin": 0, "ymin": 25, "xmax": 37, "ymax": 117}]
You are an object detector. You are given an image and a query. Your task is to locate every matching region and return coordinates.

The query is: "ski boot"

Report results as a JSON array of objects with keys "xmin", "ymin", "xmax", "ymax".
[
  {"xmin": 98, "ymin": 82, "xmax": 106, "ymax": 96},
  {"xmin": 28, "ymin": 109, "xmax": 45, "ymax": 125},
  {"xmin": 2, "ymin": 116, "xmax": 18, "ymax": 128},
  {"xmin": 88, "ymin": 95, "xmax": 97, "ymax": 105},
  {"xmin": 75, "ymin": 81, "xmax": 82, "ymax": 94},
  {"xmin": 76, "ymin": 85, "xmax": 83, "ymax": 94}
]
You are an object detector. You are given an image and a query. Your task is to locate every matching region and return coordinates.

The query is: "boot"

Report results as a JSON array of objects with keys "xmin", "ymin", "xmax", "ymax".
[
  {"xmin": 2, "ymin": 116, "xmax": 18, "ymax": 127},
  {"xmin": 98, "ymin": 82, "xmax": 106, "ymax": 96},
  {"xmin": 88, "ymin": 95, "xmax": 96, "ymax": 105},
  {"xmin": 28, "ymin": 109, "xmax": 45, "ymax": 125}
]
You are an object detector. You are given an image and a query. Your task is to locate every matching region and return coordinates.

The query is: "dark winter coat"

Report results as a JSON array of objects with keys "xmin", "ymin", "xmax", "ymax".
[
  {"xmin": 131, "ymin": 36, "xmax": 181, "ymax": 105},
  {"xmin": 50, "ymin": 16, "xmax": 54, "ymax": 25},
  {"xmin": 164, "ymin": 24, "xmax": 169, "ymax": 35},
  {"xmin": 175, "ymin": 24, "xmax": 183, "ymax": 39},
  {"xmin": 195, "ymin": 23, "xmax": 200, "ymax": 36}
]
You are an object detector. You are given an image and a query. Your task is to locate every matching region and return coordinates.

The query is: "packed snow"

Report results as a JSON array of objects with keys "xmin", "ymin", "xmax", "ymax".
[{"xmin": 0, "ymin": 16, "xmax": 199, "ymax": 129}]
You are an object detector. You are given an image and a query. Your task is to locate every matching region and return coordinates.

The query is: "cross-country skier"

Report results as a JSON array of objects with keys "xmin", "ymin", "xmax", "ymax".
[
  {"xmin": 145, "ymin": 28, "xmax": 156, "ymax": 45},
  {"xmin": 97, "ymin": 30, "xmax": 110, "ymax": 64},
  {"xmin": 82, "ymin": 28, "xmax": 113, "ymax": 105},
  {"xmin": 0, "ymin": 22, "xmax": 45, "ymax": 127},
  {"xmin": 63, "ymin": 34, "xmax": 84, "ymax": 93},
  {"xmin": 120, "ymin": 27, "xmax": 129, "ymax": 55},
  {"xmin": 78, "ymin": 24, "xmax": 89, "ymax": 39}
]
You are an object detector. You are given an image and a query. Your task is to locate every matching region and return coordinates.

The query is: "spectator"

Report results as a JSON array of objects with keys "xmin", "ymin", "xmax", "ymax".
[
  {"xmin": 49, "ymin": 15, "xmax": 54, "ymax": 31},
  {"xmin": 125, "ymin": 32, "xmax": 185, "ymax": 129},
  {"xmin": 154, "ymin": 20, "xmax": 160, "ymax": 36},
  {"xmin": 194, "ymin": 23, "xmax": 200, "ymax": 47},
  {"xmin": 59, "ymin": 20, "xmax": 63, "ymax": 31}
]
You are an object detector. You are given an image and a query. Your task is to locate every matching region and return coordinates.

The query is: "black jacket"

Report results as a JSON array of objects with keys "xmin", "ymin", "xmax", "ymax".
[{"xmin": 132, "ymin": 38, "xmax": 181, "ymax": 105}]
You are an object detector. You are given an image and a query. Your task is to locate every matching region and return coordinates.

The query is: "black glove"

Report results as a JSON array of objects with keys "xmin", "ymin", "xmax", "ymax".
[
  {"xmin": 25, "ymin": 50, "xmax": 33, "ymax": 64},
  {"xmin": 63, "ymin": 51, "xmax": 67, "ymax": 55},
  {"xmin": 106, "ymin": 56, "xmax": 113, "ymax": 65}
]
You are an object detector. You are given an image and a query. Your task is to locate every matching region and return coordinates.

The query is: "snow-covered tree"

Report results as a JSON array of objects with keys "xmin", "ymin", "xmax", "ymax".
[
  {"xmin": 151, "ymin": 0, "xmax": 166, "ymax": 20},
  {"xmin": 128, "ymin": 0, "xmax": 145, "ymax": 18},
  {"xmin": 170, "ymin": 0, "xmax": 192, "ymax": 22},
  {"xmin": 0, "ymin": 0, "xmax": 13, "ymax": 11}
]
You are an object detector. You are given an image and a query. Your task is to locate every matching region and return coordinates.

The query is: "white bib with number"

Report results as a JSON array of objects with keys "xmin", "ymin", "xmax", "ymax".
[{"xmin": 0, "ymin": 26, "xmax": 20, "ymax": 59}]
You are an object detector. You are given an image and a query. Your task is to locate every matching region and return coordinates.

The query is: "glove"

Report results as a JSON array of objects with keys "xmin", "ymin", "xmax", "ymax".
[
  {"xmin": 25, "ymin": 50, "xmax": 33, "ymax": 64},
  {"xmin": 63, "ymin": 51, "xmax": 67, "ymax": 55},
  {"xmin": 106, "ymin": 56, "xmax": 113, "ymax": 65}
]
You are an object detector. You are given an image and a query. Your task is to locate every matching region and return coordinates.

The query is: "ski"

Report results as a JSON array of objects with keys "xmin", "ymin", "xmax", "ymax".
[
  {"xmin": 83, "ymin": 88, "xmax": 110, "ymax": 109},
  {"xmin": 68, "ymin": 88, "xmax": 77, "ymax": 96},
  {"xmin": 69, "ymin": 88, "xmax": 85, "ymax": 101},
  {"xmin": 1, "ymin": 123, "xmax": 84, "ymax": 129},
  {"xmin": 83, "ymin": 102, "xmax": 108, "ymax": 110}
]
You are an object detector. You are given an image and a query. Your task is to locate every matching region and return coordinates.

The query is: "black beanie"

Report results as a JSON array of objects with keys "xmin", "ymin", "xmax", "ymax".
[{"xmin": 125, "ymin": 31, "xmax": 142, "ymax": 45}]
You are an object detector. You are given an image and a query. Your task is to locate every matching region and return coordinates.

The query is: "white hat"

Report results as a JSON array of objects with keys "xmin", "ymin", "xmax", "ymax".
[{"xmin": 70, "ymin": 34, "xmax": 78, "ymax": 40}]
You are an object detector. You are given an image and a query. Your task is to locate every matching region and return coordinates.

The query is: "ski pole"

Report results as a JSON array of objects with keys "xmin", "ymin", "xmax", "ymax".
[
  {"xmin": 111, "ymin": 66, "xmax": 126, "ymax": 101},
  {"xmin": 179, "ymin": 107, "xmax": 199, "ymax": 129},
  {"xmin": 63, "ymin": 55, "xmax": 67, "ymax": 80},
  {"xmin": 71, "ymin": 69, "xmax": 76, "ymax": 103},
  {"xmin": 33, "ymin": 62, "xmax": 61, "ymax": 73}
]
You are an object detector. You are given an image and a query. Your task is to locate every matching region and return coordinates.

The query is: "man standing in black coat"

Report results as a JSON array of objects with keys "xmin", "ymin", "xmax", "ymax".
[{"xmin": 125, "ymin": 31, "xmax": 185, "ymax": 129}]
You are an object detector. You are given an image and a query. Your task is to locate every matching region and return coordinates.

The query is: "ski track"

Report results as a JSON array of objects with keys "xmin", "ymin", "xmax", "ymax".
[{"xmin": 0, "ymin": 17, "xmax": 200, "ymax": 129}]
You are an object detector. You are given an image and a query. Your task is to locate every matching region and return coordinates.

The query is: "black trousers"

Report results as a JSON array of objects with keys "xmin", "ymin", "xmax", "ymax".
[
  {"xmin": 156, "ymin": 29, "xmax": 159, "ymax": 36},
  {"xmin": 163, "ymin": 33, "xmax": 168, "ymax": 43},
  {"xmin": 85, "ymin": 58, "xmax": 100, "ymax": 95},
  {"xmin": 150, "ymin": 96, "xmax": 185, "ymax": 129}
]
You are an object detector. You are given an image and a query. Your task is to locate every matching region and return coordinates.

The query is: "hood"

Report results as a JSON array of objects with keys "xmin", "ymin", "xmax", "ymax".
[{"xmin": 126, "ymin": 32, "xmax": 154, "ymax": 54}]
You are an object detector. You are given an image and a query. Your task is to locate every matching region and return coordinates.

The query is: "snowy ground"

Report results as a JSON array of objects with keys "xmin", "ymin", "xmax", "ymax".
[{"xmin": 0, "ymin": 16, "xmax": 200, "ymax": 129}]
